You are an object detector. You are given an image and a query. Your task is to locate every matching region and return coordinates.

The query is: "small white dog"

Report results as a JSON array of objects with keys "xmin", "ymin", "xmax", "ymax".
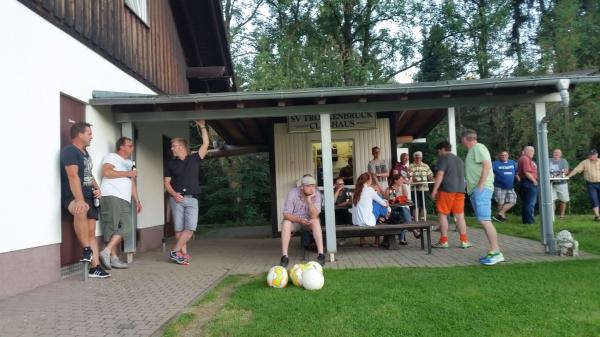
[{"xmin": 555, "ymin": 230, "xmax": 579, "ymax": 256}]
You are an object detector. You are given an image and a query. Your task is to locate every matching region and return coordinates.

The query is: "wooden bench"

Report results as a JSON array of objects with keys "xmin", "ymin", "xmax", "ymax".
[{"xmin": 301, "ymin": 222, "xmax": 433, "ymax": 257}]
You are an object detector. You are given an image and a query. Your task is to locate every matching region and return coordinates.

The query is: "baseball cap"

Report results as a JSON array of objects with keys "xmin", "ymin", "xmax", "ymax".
[
  {"xmin": 589, "ymin": 149, "xmax": 598, "ymax": 156},
  {"xmin": 300, "ymin": 175, "xmax": 317, "ymax": 185}
]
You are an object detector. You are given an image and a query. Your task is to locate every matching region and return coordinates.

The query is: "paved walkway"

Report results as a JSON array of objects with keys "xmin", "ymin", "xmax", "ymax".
[{"xmin": 0, "ymin": 228, "xmax": 593, "ymax": 337}]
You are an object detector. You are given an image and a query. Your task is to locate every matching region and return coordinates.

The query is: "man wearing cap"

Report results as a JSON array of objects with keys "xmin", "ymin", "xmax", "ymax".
[
  {"xmin": 279, "ymin": 174, "xmax": 325, "ymax": 267},
  {"xmin": 568, "ymin": 149, "xmax": 600, "ymax": 221}
]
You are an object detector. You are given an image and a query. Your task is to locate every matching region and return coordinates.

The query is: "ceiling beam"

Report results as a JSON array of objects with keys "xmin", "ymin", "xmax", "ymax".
[{"xmin": 113, "ymin": 93, "xmax": 562, "ymax": 123}]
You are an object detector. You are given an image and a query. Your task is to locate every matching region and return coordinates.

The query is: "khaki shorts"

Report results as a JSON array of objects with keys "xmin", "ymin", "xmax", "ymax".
[
  {"xmin": 552, "ymin": 183, "xmax": 570, "ymax": 202},
  {"xmin": 100, "ymin": 196, "xmax": 132, "ymax": 242}
]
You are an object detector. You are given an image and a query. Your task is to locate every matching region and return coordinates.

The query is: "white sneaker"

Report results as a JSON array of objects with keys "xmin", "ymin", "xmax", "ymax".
[
  {"xmin": 110, "ymin": 256, "xmax": 129, "ymax": 269},
  {"xmin": 100, "ymin": 249, "xmax": 112, "ymax": 270}
]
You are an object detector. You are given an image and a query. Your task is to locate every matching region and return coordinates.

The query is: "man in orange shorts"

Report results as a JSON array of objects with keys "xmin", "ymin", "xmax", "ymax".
[{"xmin": 430, "ymin": 141, "xmax": 472, "ymax": 248}]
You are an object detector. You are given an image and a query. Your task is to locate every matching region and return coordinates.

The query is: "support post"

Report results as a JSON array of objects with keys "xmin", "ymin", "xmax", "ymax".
[
  {"xmin": 121, "ymin": 123, "xmax": 137, "ymax": 262},
  {"xmin": 448, "ymin": 107, "xmax": 457, "ymax": 155},
  {"xmin": 535, "ymin": 103, "xmax": 556, "ymax": 254},
  {"xmin": 320, "ymin": 113, "xmax": 337, "ymax": 259}
]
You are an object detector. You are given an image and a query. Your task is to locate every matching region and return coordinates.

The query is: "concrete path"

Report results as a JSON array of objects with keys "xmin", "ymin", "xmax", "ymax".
[{"xmin": 0, "ymin": 227, "xmax": 593, "ymax": 337}]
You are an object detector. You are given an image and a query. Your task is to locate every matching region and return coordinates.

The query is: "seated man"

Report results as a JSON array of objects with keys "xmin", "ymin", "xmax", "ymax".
[
  {"xmin": 334, "ymin": 177, "xmax": 352, "ymax": 225},
  {"xmin": 280, "ymin": 175, "xmax": 325, "ymax": 267}
]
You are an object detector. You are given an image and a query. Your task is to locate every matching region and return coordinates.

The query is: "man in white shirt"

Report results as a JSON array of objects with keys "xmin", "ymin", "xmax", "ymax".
[{"xmin": 99, "ymin": 137, "xmax": 142, "ymax": 269}]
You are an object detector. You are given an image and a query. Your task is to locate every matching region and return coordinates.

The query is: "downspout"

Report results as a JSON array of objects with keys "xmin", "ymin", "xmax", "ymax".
[{"xmin": 538, "ymin": 79, "xmax": 570, "ymax": 254}]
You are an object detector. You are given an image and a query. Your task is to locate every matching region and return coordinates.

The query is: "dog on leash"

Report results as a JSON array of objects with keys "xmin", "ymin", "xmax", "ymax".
[{"xmin": 555, "ymin": 230, "xmax": 579, "ymax": 256}]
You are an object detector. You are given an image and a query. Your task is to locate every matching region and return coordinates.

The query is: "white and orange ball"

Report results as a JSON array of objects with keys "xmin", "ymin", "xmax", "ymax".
[
  {"xmin": 289, "ymin": 264, "xmax": 304, "ymax": 287},
  {"xmin": 266, "ymin": 266, "xmax": 288, "ymax": 288},
  {"xmin": 302, "ymin": 268, "xmax": 325, "ymax": 290}
]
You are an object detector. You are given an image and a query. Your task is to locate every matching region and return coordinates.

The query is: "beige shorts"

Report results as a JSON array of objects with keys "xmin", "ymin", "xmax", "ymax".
[{"xmin": 552, "ymin": 183, "xmax": 570, "ymax": 202}]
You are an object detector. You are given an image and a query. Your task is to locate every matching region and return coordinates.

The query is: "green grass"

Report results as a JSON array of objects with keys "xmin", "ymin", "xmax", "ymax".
[
  {"xmin": 465, "ymin": 214, "xmax": 600, "ymax": 255},
  {"xmin": 162, "ymin": 312, "xmax": 197, "ymax": 337},
  {"xmin": 195, "ymin": 275, "xmax": 247, "ymax": 305},
  {"xmin": 206, "ymin": 261, "xmax": 600, "ymax": 337}
]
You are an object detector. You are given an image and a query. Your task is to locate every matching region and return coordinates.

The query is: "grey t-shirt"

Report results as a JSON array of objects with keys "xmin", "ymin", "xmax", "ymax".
[
  {"xmin": 436, "ymin": 153, "xmax": 466, "ymax": 193},
  {"xmin": 549, "ymin": 158, "xmax": 569, "ymax": 185}
]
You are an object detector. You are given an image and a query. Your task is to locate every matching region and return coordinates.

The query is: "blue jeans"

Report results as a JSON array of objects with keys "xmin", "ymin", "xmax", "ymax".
[
  {"xmin": 520, "ymin": 180, "xmax": 538, "ymax": 224},
  {"xmin": 586, "ymin": 182, "xmax": 600, "ymax": 208}
]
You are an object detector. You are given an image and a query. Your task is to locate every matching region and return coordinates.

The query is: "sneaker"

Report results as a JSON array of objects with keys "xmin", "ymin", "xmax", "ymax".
[
  {"xmin": 459, "ymin": 241, "xmax": 473, "ymax": 249},
  {"xmin": 479, "ymin": 252, "xmax": 493, "ymax": 262},
  {"xmin": 80, "ymin": 247, "xmax": 93, "ymax": 262},
  {"xmin": 99, "ymin": 249, "xmax": 112, "ymax": 270},
  {"xmin": 480, "ymin": 252, "xmax": 505, "ymax": 266},
  {"xmin": 432, "ymin": 241, "xmax": 449, "ymax": 248},
  {"xmin": 317, "ymin": 253, "xmax": 326, "ymax": 267},
  {"xmin": 110, "ymin": 256, "xmax": 128, "ymax": 269},
  {"xmin": 493, "ymin": 214, "xmax": 506, "ymax": 222},
  {"xmin": 89, "ymin": 266, "xmax": 111, "ymax": 278},
  {"xmin": 280, "ymin": 255, "xmax": 289, "ymax": 267},
  {"xmin": 169, "ymin": 251, "xmax": 188, "ymax": 265},
  {"xmin": 594, "ymin": 216, "xmax": 600, "ymax": 222}
]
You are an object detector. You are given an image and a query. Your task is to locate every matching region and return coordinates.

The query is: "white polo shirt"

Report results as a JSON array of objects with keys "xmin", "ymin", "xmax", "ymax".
[{"xmin": 100, "ymin": 153, "xmax": 133, "ymax": 202}]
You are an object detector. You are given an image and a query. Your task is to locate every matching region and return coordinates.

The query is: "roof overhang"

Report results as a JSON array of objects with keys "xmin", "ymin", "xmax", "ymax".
[{"xmin": 90, "ymin": 71, "xmax": 600, "ymax": 146}]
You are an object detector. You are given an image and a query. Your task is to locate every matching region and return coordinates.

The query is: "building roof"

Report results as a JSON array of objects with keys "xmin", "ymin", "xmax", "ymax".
[{"xmin": 91, "ymin": 71, "xmax": 600, "ymax": 147}]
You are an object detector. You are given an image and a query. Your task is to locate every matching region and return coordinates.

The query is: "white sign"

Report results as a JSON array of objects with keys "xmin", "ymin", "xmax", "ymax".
[{"xmin": 287, "ymin": 112, "xmax": 376, "ymax": 133}]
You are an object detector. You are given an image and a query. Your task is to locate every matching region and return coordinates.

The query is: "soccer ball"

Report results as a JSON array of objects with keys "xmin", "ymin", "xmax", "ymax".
[
  {"xmin": 289, "ymin": 264, "xmax": 304, "ymax": 287},
  {"xmin": 266, "ymin": 266, "xmax": 288, "ymax": 288},
  {"xmin": 305, "ymin": 261, "xmax": 323, "ymax": 275},
  {"xmin": 302, "ymin": 268, "xmax": 324, "ymax": 290}
]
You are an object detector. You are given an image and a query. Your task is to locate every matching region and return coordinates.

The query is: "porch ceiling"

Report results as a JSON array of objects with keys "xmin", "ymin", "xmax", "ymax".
[{"xmin": 90, "ymin": 71, "xmax": 600, "ymax": 147}]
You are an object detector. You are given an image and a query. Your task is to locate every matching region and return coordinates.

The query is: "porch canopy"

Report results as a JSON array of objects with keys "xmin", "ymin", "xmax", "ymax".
[{"xmin": 91, "ymin": 71, "xmax": 600, "ymax": 260}]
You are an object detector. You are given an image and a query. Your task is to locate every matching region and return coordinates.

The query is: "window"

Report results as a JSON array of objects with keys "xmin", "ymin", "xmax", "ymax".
[
  {"xmin": 312, "ymin": 140, "xmax": 354, "ymax": 186},
  {"xmin": 125, "ymin": 0, "xmax": 149, "ymax": 25}
]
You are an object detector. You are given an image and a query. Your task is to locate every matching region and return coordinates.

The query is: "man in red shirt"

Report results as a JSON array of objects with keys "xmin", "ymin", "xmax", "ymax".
[{"xmin": 517, "ymin": 146, "xmax": 538, "ymax": 224}]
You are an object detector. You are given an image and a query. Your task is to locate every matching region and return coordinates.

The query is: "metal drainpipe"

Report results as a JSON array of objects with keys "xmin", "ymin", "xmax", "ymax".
[{"xmin": 538, "ymin": 79, "xmax": 570, "ymax": 254}]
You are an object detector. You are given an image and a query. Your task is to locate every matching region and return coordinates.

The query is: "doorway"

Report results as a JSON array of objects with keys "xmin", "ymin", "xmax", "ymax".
[{"xmin": 59, "ymin": 93, "xmax": 85, "ymax": 266}]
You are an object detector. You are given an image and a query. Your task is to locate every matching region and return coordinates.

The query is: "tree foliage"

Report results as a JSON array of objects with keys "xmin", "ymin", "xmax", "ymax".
[{"xmin": 218, "ymin": 0, "xmax": 600, "ymax": 218}]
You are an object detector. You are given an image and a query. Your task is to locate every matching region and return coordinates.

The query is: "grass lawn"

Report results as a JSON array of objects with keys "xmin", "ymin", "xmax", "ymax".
[
  {"xmin": 199, "ymin": 261, "xmax": 600, "ymax": 337},
  {"xmin": 465, "ymin": 214, "xmax": 600, "ymax": 255}
]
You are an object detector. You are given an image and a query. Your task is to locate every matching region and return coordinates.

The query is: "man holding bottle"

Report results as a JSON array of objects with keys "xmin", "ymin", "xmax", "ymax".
[
  {"xmin": 60, "ymin": 122, "xmax": 109, "ymax": 278},
  {"xmin": 99, "ymin": 137, "xmax": 142, "ymax": 270},
  {"xmin": 164, "ymin": 120, "xmax": 210, "ymax": 265}
]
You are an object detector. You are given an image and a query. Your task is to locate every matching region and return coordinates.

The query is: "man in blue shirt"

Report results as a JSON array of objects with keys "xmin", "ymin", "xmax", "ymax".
[{"xmin": 492, "ymin": 151, "xmax": 519, "ymax": 222}]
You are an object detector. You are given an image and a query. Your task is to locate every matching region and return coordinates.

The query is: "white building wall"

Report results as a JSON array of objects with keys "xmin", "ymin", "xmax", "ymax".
[
  {"xmin": 135, "ymin": 122, "xmax": 189, "ymax": 229},
  {"xmin": 0, "ymin": 1, "xmax": 155, "ymax": 254},
  {"xmin": 274, "ymin": 118, "xmax": 391, "ymax": 228}
]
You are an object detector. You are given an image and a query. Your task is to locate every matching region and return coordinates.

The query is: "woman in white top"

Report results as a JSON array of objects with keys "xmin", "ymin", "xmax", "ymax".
[{"xmin": 352, "ymin": 172, "xmax": 389, "ymax": 247}]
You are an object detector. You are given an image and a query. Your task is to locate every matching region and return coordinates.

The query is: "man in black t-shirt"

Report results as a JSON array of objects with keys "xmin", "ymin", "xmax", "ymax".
[
  {"xmin": 164, "ymin": 120, "xmax": 210, "ymax": 265},
  {"xmin": 60, "ymin": 122, "xmax": 110, "ymax": 278},
  {"xmin": 430, "ymin": 141, "xmax": 472, "ymax": 249}
]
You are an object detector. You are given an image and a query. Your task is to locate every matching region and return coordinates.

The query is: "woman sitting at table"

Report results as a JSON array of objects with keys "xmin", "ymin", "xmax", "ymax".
[
  {"xmin": 352, "ymin": 172, "xmax": 390, "ymax": 247},
  {"xmin": 386, "ymin": 175, "xmax": 420, "ymax": 244}
]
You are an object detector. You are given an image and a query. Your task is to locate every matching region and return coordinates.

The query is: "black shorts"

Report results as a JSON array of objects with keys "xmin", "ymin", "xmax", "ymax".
[{"xmin": 62, "ymin": 197, "xmax": 99, "ymax": 220}]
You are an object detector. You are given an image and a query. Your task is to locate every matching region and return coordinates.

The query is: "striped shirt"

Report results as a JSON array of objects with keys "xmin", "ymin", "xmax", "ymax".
[{"xmin": 570, "ymin": 159, "xmax": 600, "ymax": 183}]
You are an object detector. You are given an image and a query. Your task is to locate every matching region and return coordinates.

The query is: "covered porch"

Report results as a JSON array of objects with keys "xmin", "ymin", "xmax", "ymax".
[{"xmin": 90, "ymin": 72, "xmax": 600, "ymax": 260}]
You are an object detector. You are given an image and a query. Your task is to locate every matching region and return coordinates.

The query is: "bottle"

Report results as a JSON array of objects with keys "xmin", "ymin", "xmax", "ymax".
[
  {"xmin": 182, "ymin": 188, "xmax": 187, "ymax": 196},
  {"xmin": 131, "ymin": 160, "xmax": 137, "ymax": 171},
  {"xmin": 93, "ymin": 188, "xmax": 100, "ymax": 208}
]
